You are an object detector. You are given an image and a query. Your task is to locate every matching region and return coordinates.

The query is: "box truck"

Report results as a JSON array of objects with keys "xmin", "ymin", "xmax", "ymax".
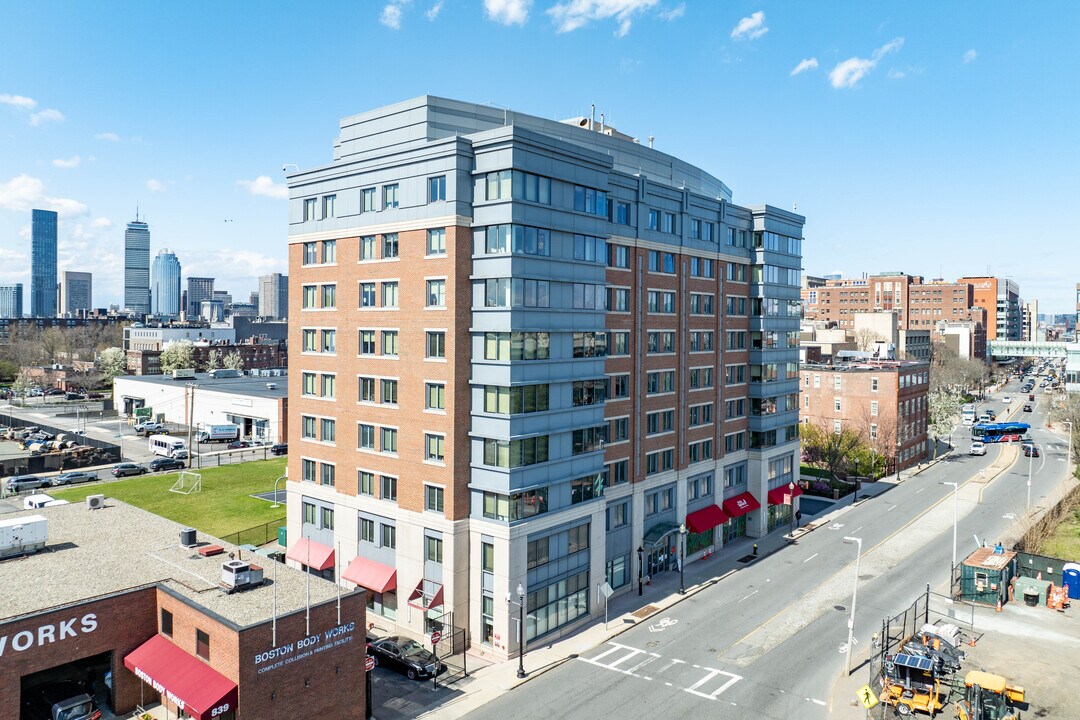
[{"xmin": 197, "ymin": 424, "xmax": 240, "ymax": 443}]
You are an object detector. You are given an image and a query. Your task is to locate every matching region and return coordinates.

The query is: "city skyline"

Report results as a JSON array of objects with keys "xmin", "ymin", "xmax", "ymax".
[{"xmin": 1, "ymin": 2, "xmax": 1078, "ymax": 312}]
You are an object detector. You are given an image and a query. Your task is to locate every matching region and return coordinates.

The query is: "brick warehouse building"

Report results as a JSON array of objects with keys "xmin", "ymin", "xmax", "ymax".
[
  {"xmin": 285, "ymin": 96, "xmax": 804, "ymax": 662},
  {"xmin": 0, "ymin": 501, "xmax": 365, "ymax": 719},
  {"xmin": 799, "ymin": 358, "xmax": 930, "ymax": 473}
]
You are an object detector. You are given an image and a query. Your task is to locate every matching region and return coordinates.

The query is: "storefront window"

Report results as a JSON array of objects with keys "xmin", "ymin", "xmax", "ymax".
[{"xmin": 723, "ymin": 515, "xmax": 746, "ymax": 542}]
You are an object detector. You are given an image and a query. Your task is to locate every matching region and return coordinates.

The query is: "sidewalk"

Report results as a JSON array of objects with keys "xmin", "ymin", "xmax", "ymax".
[{"xmin": 415, "ymin": 477, "xmax": 904, "ymax": 720}]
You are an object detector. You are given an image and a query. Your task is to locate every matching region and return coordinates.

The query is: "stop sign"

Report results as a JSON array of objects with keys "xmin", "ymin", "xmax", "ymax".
[
  {"xmin": 430, "ymin": 630, "xmax": 441, "ymax": 645},
  {"xmin": 365, "ymin": 655, "xmax": 375, "ymax": 672}
]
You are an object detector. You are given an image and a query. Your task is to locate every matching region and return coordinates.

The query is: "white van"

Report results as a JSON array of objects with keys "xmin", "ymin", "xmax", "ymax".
[{"xmin": 149, "ymin": 435, "xmax": 188, "ymax": 458}]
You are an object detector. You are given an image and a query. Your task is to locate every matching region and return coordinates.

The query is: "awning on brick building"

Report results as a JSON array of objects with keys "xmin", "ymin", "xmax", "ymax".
[
  {"xmin": 767, "ymin": 484, "xmax": 804, "ymax": 505},
  {"xmin": 722, "ymin": 492, "xmax": 761, "ymax": 518},
  {"xmin": 342, "ymin": 556, "xmax": 397, "ymax": 594},
  {"xmin": 285, "ymin": 537, "xmax": 335, "ymax": 571},
  {"xmin": 684, "ymin": 505, "xmax": 729, "ymax": 534},
  {"xmin": 124, "ymin": 634, "xmax": 238, "ymax": 720}
]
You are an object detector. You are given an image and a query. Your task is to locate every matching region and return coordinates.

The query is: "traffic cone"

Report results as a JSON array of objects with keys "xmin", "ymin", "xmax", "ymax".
[
  {"xmin": 996, "ymin": 597, "xmax": 1002, "ymax": 613},
  {"xmin": 968, "ymin": 634, "xmax": 976, "ymax": 647},
  {"xmin": 1037, "ymin": 571, "xmax": 1042, "ymax": 580}
]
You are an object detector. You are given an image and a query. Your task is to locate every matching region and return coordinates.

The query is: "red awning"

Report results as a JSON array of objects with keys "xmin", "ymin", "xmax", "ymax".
[
  {"xmin": 124, "ymin": 635, "xmax": 238, "ymax": 720},
  {"xmin": 343, "ymin": 556, "xmax": 397, "ymax": 594},
  {"xmin": 722, "ymin": 492, "xmax": 761, "ymax": 519},
  {"xmin": 684, "ymin": 504, "xmax": 729, "ymax": 534},
  {"xmin": 767, "ymin": 484, "xmax": 804, "ymax": 506},
  {"xmin": 408, "ymin": 579, "xmax": 445, "ymax": 611},
  {"xmin": 286, "ymin": 537, "xmax": 335, "ymax": 571}
]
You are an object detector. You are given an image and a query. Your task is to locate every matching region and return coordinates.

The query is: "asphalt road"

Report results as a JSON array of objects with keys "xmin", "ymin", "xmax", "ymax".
[{"xmin": 464, "ymin": 380, "xmax": 1072, "ymax": 720}]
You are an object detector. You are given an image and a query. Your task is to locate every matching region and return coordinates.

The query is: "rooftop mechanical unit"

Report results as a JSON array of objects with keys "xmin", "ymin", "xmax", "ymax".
[
  {"xmin": 219, "ymin": 559, "xmax": 265, "ymax": 593},
  {"xmin": 0, "ymin": 515, "xmax": 47, "ymax": 559}
]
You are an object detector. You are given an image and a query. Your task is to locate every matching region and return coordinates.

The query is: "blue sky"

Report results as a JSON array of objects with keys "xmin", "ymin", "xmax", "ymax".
[{"xmin": 2, "ymin": 1, "xmax": 1077, "ymax": 312}]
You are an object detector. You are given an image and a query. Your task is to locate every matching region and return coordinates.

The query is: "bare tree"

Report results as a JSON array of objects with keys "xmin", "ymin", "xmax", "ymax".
[
  {"xmin": 800, "ymin": 420, "xmax": 864, "ymax": 482},
  {"xmin": 853, "ymin": 328, "xmax": 884, "ymax": 352}
]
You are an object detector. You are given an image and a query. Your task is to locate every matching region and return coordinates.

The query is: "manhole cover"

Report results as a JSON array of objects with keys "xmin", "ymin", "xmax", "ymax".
[
  {"xmin": 646, "ymin": 641, "xmax": 660, "ymax": 648},
  {"xmin": 632, "ymin": 604, "xmax": 660, "ymax": 619},
  {"xmin": 834, "ymin": 605, "xmax": 847, "ymax": 612},
  {"xmin": 737, "ymin": 554, "xmax": 758, "ymax": 563}
]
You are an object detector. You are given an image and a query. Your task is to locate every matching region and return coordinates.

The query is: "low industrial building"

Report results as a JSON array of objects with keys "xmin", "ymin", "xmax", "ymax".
[
  {"xmin": 112, "ymin": 371, "xmax": 289, "ymax": 443},
  {"xmin": 0, "ymin": 499, "xmax": 366, "ymax": 720}
]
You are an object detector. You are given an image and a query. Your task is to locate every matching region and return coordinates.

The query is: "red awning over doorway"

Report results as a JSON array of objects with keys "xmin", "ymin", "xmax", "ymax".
[
  {"xmin": 722, "ymin": 492, "xmax": 761, "ymax": 518},
  {"xmin": 285, "ymin": 537, "xmax": 335, "ymax": 571},
  {"xmin": 767, "ymin": 484, "xmax": 804, "ymax": 506},
  {"xmin": 343, "ymin": 556, "xmax": 397, "ymax": 593},
  {"xmin": 684, "ymin": 504, "xmax": 729, "ymax": 534},
  {"xmin": 124, "ymin": 635, "xmax": 238, "ymax": 720}
]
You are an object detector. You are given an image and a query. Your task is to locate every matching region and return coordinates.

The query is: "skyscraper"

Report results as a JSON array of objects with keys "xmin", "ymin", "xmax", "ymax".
[
  {"xmin": 59, "ymin": 271, "xmax": 93, "ymax": 317},
  {"xmin": 185, "ymin": 277, "xmax": 214, "ymax": 318},
  {"xmin": 151, "ymin": 248, "xmax": 182, "ymax": 317},
  {"xmin": 0, "ymin": 284, "xmax": 23, "ymax": 318},
  {"xmin": 258, "ymin": 272, "xmax": 288, "ymax": 319},
  {"xmin": 31, "ymin": 209, "xmax": 58, "ymax": 317},
  {"xmin": 124, "ymin": 215, "xmax": 151, "ymax": 316}
]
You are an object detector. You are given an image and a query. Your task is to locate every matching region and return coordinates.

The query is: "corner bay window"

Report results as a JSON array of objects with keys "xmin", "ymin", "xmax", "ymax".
[
  {"xmin": 483, "ymin": 488, "xmax": 549, "ymax": 521},
  {"xmin": 482, "ymin": 436, "xmax": 549, "ymax": 468},
  {"xmin": 484, "ymin": 331, "xmax": 549, "ymax": 360}
]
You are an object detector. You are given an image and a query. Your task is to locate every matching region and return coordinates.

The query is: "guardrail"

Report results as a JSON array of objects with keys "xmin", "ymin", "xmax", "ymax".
[{"xmin": 220, "ymin": 517, "xmax": 286, "ymax": 547}]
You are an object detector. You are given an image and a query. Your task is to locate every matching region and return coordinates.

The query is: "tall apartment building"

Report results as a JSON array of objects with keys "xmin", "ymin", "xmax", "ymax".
[
  {"xmin": 259, "ymin": 272, "xmax": 289, "ymax": 319},
  {"xmin": 123, "ymin": 216, "xmax": 151, "ymax": 316},
  {"xmin": 958, "ymin": 276, "xmax": 1021, "ymax": 342},
  {"xmin": 151, "ymin": 248, "xmax": 181, "ymax": 316},
  {"xmin": 1022, "ymin": 300, "xmax": 1038, "ymax": 341},
  {"xmin": 0, "ymin": 284, "xmax": 24, "ymax": 318},
  {"xmin": 802, "ymin": 273, "xmax": 979, "ymax": 331},
  {"xmin": 800, "ymin": 358, "xmax": 930, "ymax": 473},
  {"xmin": 285, "ymin": 97, "xmax": 804, "ymax": 660},
  {"xmin": 31, "ymin": 208, "xmax": 58, "ymax": 317},
  {"xmin": 185, "ymin": 276, "xmax": 214, "ymax": 318},
  {"xmin": 58, "ymin": 271, "xmax": 93, "ymax": 317}
]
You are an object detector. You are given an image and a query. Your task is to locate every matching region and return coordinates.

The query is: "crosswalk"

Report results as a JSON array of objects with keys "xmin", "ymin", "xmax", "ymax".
[{"xmin": 578, "ymin": 642, "xmax": 742, "ymax": 701}]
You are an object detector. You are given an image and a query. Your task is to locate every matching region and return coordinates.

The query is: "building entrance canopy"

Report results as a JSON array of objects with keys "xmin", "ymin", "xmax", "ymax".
[
  {"xmin": 643, "ymin": 522, "xmax": 678, "ymax": 548},
  {"xmin": 286, "ymin": 537, "xmax": 335, "ymax": 571},
  {"xmin": 124, "ymin": 635, "xmax": 238, "ymax": 720}
]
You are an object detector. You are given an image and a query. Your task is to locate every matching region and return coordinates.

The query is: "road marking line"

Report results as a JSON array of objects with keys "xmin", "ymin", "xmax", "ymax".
[
  {"xmin": 665, "ymin": 682, "xmax": 673, "ymax": 686},
  {"xmin": 887, "ymin": 505, "xmax": 897, "ymax": 512},
  {"xmin": 852, "ymin": 526, "xmax": 863, "ymax": 533},
  {"xmin": 803, "ymin": 553, "xmax": 818, "ymax": 563},
  {"xmin": 916, "ymin": 487, "xmax": 926, "ymax": 494},
  {"xmin": 684, "ymin": 667, "xmax": 742, "ymax": 700},
  {"xmin": 623, "ymin": 653, "xmax": 662, "ymax": 675},
  {"xmin": 585, "ymin": 644, "xmax": 634, "ymax": 664},
  {"xmin": 809, "ymin": 698, "xmax": 827, "ymax": 706},
  {"xmin": 738, "ymin": 590, "xmax": 758, "ymax": 602}
]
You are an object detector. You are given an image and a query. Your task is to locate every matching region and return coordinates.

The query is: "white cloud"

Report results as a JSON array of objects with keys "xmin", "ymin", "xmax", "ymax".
[
  {"xmin": 731, "ymin": 10, "xmax": 768, "ymax": 41},
  {"xmin": 963, "ymin": 49, "xmax": 977, "ymax": 64},
  {"xmin": 790, "ymin": 57, "xmax": 819, "ymax": 76},
  {"xmin": 548, "ymin": 0, "xmax": 659, "ymax": 37},
  {"xmin": 888, "ymin": 68, "xmax": 906, "ymax": 79},
  {"xmin": 659, "ymin": 3, "xmax": 684, "ymax": 21},
  {"xmin": 0, "ymin": 93, "xmax": 37, "ymax": 110},
  {"xmin": 828, "ymin": 37, "xmax": 904, "ymax": 89},
  {"xmin": 91, "ymin": 217, "xmax": 112, "ymax": 228},
  {"xmin": 147, "ymin": 178, "xmax": 166, "ymax": 192},
  {"xmin": 238, "ymin": 176, "xmax": 288, "ymax": 200},
  {"xmin": 29, "ymin": 108, "xmax": 64, "ymax": 126},
  {"xmin": 53, "ymin": 155, "xmax": 82, "ymax": 169},
  {"xmin": 425, "ymin": 1, "xmax": 443, "ymax": 20},
  {"xmin": 95, "ymin": 132, "xmax": 120, "ymax": 141},
  {"xmin": 484, "ymin": 0, "xmax": 532, "ymax": 26},
  {"xmin": 380, "ymin": 2, "xmax": 404, "ymax": 29},
  {"xmin": 0, "ymin": 174, "xmax": 89, "ymax": 216}
]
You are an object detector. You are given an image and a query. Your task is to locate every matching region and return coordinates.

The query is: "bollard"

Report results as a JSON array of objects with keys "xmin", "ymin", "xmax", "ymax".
[{"xmin": 753, "ymin": 543, "xmax": 758, "ymax": 556}]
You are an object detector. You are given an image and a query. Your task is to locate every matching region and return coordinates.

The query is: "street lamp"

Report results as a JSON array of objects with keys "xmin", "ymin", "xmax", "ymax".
[
  {"xmin": 895, "ymin": 436, "xmax": 902, "ymax": 482},
  {"xmin": 637, "ymin": 546, "xmax": 644, "ymax": 596},
  {"xmin": 1065, "ymin": 420, "xmax": 1074, "ymax": 473},
  {"xmin": 678, "ymin": 524, "xmax": 687, "ymax": 595},
  {"xmin": 942, "ymin": 482, "xmax": 958, "ymax": 589},
  {"xmin": 1027, "ymin": 444, "xmax": 1033, "ymax": 511},
  {"xmin": 507, "ymin": 583, "xmax": 527, "ymax": 679},
  {"xmin": 842, "ymin": 536, "xmax": 863, "ymax": 675},
  {"xmin": 789, "ymin": 481, "xmax": 797, "ymax": 535}
]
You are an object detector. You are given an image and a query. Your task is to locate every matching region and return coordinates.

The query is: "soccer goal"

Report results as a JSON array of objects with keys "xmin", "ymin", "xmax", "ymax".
[{"xmin": 170, "ymin": 471, "xmax": 203, "ymax": 495}]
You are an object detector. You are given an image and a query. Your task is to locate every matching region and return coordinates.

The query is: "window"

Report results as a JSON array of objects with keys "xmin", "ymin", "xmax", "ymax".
[
  {"xmin": 381, "ymin": 378, "xmax": 397, "ymax": 404},
  {"xmin": 572, "ymin": 331, "xmax": 607, "ymax": 358},
  {"xmin": 689, "ymin": 367, "xmax": 714, "ymax": 389},
  {"xmin": 425, "ymin": 433, "xmax": 445, "ymax": 461},
  {"xmin": 607, "ymin": 287, "xmax": 630, "ymax": 312},
  {"xmin": 302, "ymin": 460, "xmax": 316, "ymax": 483},
  {"xmin": 429, "ymin": 175, "xmax": 446, "ymax": 202},
  {"xmin": 689, "ymin": 331, "xmax": 714, "ymax": 352},
  {"xmin": 303, "ymin": 501, "xmax": 317, "ymax": 524},
  {"xmin": 727, "ymin": 263, "xmax": 748, "ymax": 282},
  {"xmin": 485, "ymin": 170, "xmax": 512, "ymax": 200},
  {"xmin": 727, "ymin": 398, "xmax": 746, "ymax": 419},
  {"xmin": 302, "ymin": 285, "xmax": 317, "ymax": 309},
  {"xmin": 527, "ymin": 537, "xmax": 549, "ymax": 569},
  {"xmin": 360, "ymin": 282, "xmax": 376, "ymax": 308},
  {"xmin": 382, "ymin": 330, "xmax": 398, "ymax": 356},
  {"xmin": 608, "ymin": 244, "xmax": 630, "ymax": 268},
  {"xmin": 647, "ymin": 331, "xmax": 676, "ymax": 354},
  {"xmin": 426, "ymin": 485, "xmax": 445, "ymax": 513},
  {"xmin": 571, "ymin": 283, "xmax": 604, "ymax": 309},
  {"xmin": 689, "ymin": 439, "xmax": 713, "ymax": 463},
  {"xmin": 321, "ymin": 463, "xmax": 335, "ymax": 486},
  {"xmin": 573, "ymin": 185, "xmax": 608, "ymax": 217},
  {"xmin": 689, "ymin": 403, "xmax": 713, "ymax": 426},
  {"xmin": 662, "ymin": 212, "xmax": 676, "ymax": 234},
  {"xmin": 724, "ymin": 432, "xmax": 745, "ymax": 453},
  {"xmin": 381, "ymin": 524, "xmax": 396, "ymax": 549},
  {"xmin": 427, "ymin": 228, "xmax": 446, "ymax": 256},
  {"xmin": 607, "ymin": 502, "xmax": 629, "ymax": 531},
  {"xmin": 648, "ymin": 251, "xmax": 676, "ymax": 273},
  {"xmin": 426, "ymin": 383, "xmax": 445, "ymax": 410},
  {"xmin": 725, "ymin": 365, "xmax": 746, "ymax": 386},
  {"xmin": 609, "ymin": 332, "xmax": 630, "ymax": 356},
  {"xmin": 690, "ymin": 219, "xmax": 701, "ymax": 239},
  {"xmin": 476, "ymin": 224, "xmax": 550, "ymax": 256},
  {"xmin": 646, "ymin": 410, "xmax": 675, "ymax": 435},
  {"xmin": 573, "ymin": 234, "xmax": 606, "ymax": 262},
  {"xmin": 647, "ymin": 290, "xmax": 676, "ymax": 313},
  {"xmin": 381, "ymin": 282, "xmax": 399, "ymax": 308},
  {"xmin": 161, "ymin": 608, "xmax": 173, "ymax": 637},
  {"xmin": 614, "ymin": 201, "xmax": 631, "ymax": 225},
  {"xmin": 380, "ymin": 427, "xmax": 398, "ymax": 454},
  {"xmin": 361, "ymin": 188, "xmax": 377, "ymax": 213},
  {"xmin": 321, "ymin": 329, "xmax": 336, "ymax": 353},
  {"xmin": 608, "ymin": 416, "xmax": 629, "ymax": 442},
  {"xmin": 726, "ymin": 296, "xmax": 747, "ymax": 315},
  {"xmin": 320, "ymin": 418, "xmax": 336, "ymax": 442},
  {"xmin": 302, "ymin": 372, "xmax": 316, "ymax": 396},
  {"xmin": 360, "ymin": 518, "xmax": 375, "ymax": 542},
  {"xmin": 302, "ymin": 242, "xmax": 318, "ymax": 265},
  {"xmin": 572, "ymin": 426, "xmax": 607, "ymax": 454},
  {"xmin": 648, "ymin": 209, "xmax": 660, "ymax": 230},
  {"xmin": 513, "ymin": 171, "xmax": 551, "ymax": 203},
  {"xmin": 646, "ymin": 370, "xmax": 676, "ymax": 394},
  {"xmin": 383, "ymin": 184, "xmax": 399, "ymax": 208},
  {"xmin": 871, "ymin": 377, "xmax": 879, "ymax": 392},
  {"xmin": 320, "ymin": 374, "xmax": 336, "ymax": 398},
  {"xmin": 609, "ymin": 374, "xmax": 630, "ymax": 398},
  {"xmin": 425, "ymin": 536, "xmax": 443, "ymax": 563},
  {"xmin": 360, "ymin": 235, "xmax": 377, "ymax": 261},
  {"xmin": 381, "ymin": 233, "xmax": 398, "ymax": 259},
  {"xmin": 427, "ymin": 279, "xmax": 446, "ymax": 307},
  {"xmin": 359, "ymin": 471, "xmax": 375, "ymax": 496},
  {"xmin": 690, "ymin": 257, "xmax": 714, "ymax": 278},
  {"xmin": 608, "ymin": 459, "xmax": 629, "ymax": 485},
  {"xmin": 358, "ymin": 424, "xmax": 375, "ymax": 450},
  {"xmin": 321, "ymin": 284, "xmax": 336, "ymax": 309},
  {"xmin": 381, "ymin": 475, "xmax": 397, "ymax": 501},
  {"xmin": 690, "ymin": 293, "xmax": 714, "ymax": 315},
  {"xmin": 303, "ymin": 198, "xmax": 318, "ymax": 221},
  {"xmin": 645, "ymin": 449, "xmax": 674, "ymax": 475},
  {"xmin": 485, "ymin": 331, "xmax": 550, "ymax": 360},
  {"xmin": 726, "ymin": 331, "xmax": 747, "ymax": 350},
  {"xmin": 321, "ymin": 506, "xmax": 335, "ymax": 528},
  {"xmin": 426, "ymin": 331, "xmax": 446, "ymax": 358},
  {"xmin": 196, "ymin": 629, "xmax": 210, "ymax": 660},
  {"xmin": 359, "ymin": 330, "xmax": 376, "ymax": 355},
  {"xmin": 870, "ymin": 400, "xmax": 879, "ymax": 416},
  {"xmin": 572, "ymin": 379, "xmax": 606, "ymax": 407},
  {"xmin": 322, "ymin": 195, "xmax": 336, "ymax": 219}
]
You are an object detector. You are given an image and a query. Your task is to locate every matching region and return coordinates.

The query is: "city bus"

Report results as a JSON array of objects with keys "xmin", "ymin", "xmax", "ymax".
[
  {"xmin": 961, "ymin": 404, "xmax": 976, "ymax": 426},
  {"xmin": 970, "ymin": 422, "xmax": 1030, "ymax": 444},
  {"xmin": 149, "ymin": 435, "xmax": 188, "ymax": 457}
]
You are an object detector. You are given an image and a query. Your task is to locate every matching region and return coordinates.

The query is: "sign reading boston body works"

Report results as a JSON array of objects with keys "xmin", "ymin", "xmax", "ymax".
[
  {"xmin": 254, "ymin": 621, "xmax": 357, "ymax": 674},
  {"xmin": 0, "ymin": 613, "xmax": 98, "ymax": 657}
]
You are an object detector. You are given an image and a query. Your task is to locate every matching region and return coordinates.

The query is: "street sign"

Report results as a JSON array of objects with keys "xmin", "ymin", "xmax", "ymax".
[
  {"xmin": 856, "ymin": 684, "xmax": 879, "ymax": 709},
  {"xmin": 430, "ymin": 630, "xmax": 441, "ymax": 645},
  {"xmin": 365, "ymin": 656, "xmax": 375, "ymax": 672},
  {"xmin": 134, "ymin": 406, "xmax": 152, "ymax": 418},
  {"xmin": 599, "ymin": 582, "xmax": 614, "ymax": 599}
]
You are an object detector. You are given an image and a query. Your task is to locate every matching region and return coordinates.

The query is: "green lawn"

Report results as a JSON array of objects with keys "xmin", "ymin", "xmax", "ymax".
[
  {"xmin": 52, "ymin": 458, "xmax": 287, "ymax": 539},
  {"xmin": 1042, "ymin": 507, "xmax": 1080, "ymax": 561}
]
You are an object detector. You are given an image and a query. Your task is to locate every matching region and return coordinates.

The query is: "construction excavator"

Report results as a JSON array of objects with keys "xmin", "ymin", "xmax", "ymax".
[{"xmin": 954, "ymin": 671, "xmax": 1025, "ymax": 720}]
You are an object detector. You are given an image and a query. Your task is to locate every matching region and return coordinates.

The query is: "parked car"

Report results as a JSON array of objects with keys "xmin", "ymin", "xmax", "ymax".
[
  {"xmin": 173, "ymin": 449, "xmax": 190, "ymax": 460},
  {"xmin": 366, "ymin": 636, "xmax": 447, "ymax": 680},
  {"xmin": 1023, "ymin": 444, "xmax": 1040, "ymax": 458},
  {"xmin": 227, "ymin": 440, "xmax": 252, "ymax": 449},
  {"xmin": 65, "ymin": 391, "xmax": 86, "ymax": 400},
  {"xmin": 5, "ymin": 474, "xmax": 50, "ymax": 492},
  {"xmin": 87, "ymin": 392, "xmax": 105, "ymax": 399},
  {"xmin": 270, "ymin": 443, "xmax": 288, "ymax": 456},
  {"xmin": 21, "ymin": 680, "xmax": 100, "ymax": 720},
  {"xmin": 44, "ymin": 388, "xmax": 65, "ymax": 396},
  {"xmin": 111, "ymin": 463, "xmax": 147, "ymax": 477},
  {"xmin": 1023, "ymin": 404, "xmax": 1033, "ymax": 413},
  {"xmin": 148, "ymin": 457, "xmax": 185, "ymax": 472},
  {"xmin": 134, "ymin": 421, "xmax": 165, "ymax": 433},
  {"xmin": 969, "ymin": 441, "xmax": 987, "ymax": 456},
  {"xmin": 52, "ymin": 471, "xmax": 97, "ymax": 486}
]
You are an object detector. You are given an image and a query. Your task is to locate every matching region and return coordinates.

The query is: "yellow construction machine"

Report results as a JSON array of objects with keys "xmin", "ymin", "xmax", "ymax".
[{"xmin": 954, "ymin": 671, "xmax": 1025, "ymax": 720}]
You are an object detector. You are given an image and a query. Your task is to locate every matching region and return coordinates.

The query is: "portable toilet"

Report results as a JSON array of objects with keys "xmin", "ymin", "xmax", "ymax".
[
  {"xmin": 1063, "ymin": 563, "xmax": 1080, "ymax": 600},
  {"xmin": 960, "ymin": 546, "xmax": 1017, "ymax": 606}
]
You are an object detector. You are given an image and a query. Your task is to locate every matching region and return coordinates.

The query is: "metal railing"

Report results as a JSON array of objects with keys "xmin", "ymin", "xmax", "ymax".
[{"xmin": 219, "ymin": 517, "xmax": 286, "ymax": 547}]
